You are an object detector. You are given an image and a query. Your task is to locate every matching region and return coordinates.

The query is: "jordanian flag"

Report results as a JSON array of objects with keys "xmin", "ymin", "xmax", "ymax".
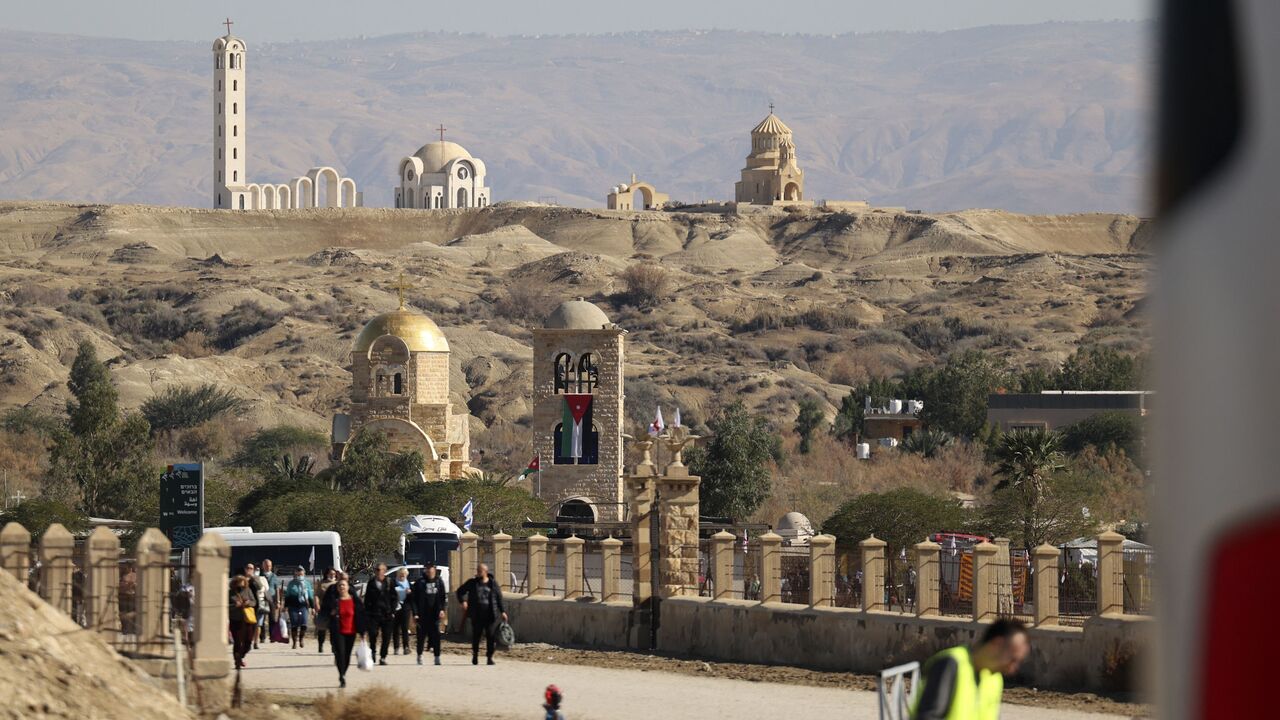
[
  {"xmin": 561, "ymin": 394, "xmax": 593, "ymax": 459},
  {"xmin": 519, "ymin": 455, "xmax": 540, "ymax": 479}
]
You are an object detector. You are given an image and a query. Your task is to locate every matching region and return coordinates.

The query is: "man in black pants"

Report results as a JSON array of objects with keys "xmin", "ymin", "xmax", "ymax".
[
  {"xmin": 362, "ymin": 563, "xmax": 397, "ymax": 665},
  {"xmin": 410, "ymin": 563, "xmax": 447, "ymax": 665},
  {"xmin": 456, "ymin": 562, "xmax": 507, "ymax": 665}
]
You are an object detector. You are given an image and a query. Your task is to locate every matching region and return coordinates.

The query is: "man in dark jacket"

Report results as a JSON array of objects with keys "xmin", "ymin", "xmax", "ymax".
[
  {"xmin": 410, "ymin": 562, "xmax": 448, "ymax": 665},
  {"xmin": 455, "ymin": 562, "xmax": 507, "ymax": 665},
  {"xmin": 362, "ymin": 563, "xmax": 397, "ymax": 665}
]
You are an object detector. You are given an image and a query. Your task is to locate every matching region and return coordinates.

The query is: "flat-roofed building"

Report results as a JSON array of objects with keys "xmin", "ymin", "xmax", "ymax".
[{"xmin": 987, "ymin": 391, "xmax": 1152, "ymax": 432}]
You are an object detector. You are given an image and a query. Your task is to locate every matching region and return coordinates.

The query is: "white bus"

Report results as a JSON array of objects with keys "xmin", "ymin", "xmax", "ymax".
[
  {"xmin": 206, "ymin": 527, "xmax": 343, "ymax": 576},
  {"xmin": 399, "ymin": 515, "xmax": 462, "ymax": 568}
]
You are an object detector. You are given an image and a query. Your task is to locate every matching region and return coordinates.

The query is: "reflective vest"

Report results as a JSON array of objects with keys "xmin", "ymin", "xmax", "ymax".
[{"xmin": 911, "ymin": 645, "xmax": 1004, "ymax": 720}]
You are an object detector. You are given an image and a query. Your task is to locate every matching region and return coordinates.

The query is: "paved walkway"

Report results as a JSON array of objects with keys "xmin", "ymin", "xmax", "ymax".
[{"xmin": 240, "ymin": 644, "xmax": 1126, "ymax": 720}]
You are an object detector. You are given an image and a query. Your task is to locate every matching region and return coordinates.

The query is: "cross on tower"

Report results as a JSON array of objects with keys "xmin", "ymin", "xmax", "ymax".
[
  {"xmin": 769, "ymin": 102, "xmax": 775, "ymax": 114},
  {"xmin": 437, "ymin": 124, "xmax": 447, "ymax": 142},
  {"xmin": 223, "ymin": 17, "xmax": 234, "ymax": 35},
  {"xmin": 392, "ymin": 272, "xmax": 412, "ymax": 309}
]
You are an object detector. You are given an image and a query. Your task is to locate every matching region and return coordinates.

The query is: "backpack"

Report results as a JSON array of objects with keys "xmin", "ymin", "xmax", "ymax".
[{"xmin": 286, "ymin": 579, "xmax": 307, "ymax": 606}]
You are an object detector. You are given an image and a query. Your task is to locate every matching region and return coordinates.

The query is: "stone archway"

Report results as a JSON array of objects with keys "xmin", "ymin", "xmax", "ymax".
[
  {"xmin": 556, "ymin": 497, "xmax": 597, "ymax": 525},
  {"xmin": 784, "ymin": 182, "xmax": 801, "ymax": 201},
  {"xmin": 340, "ymin": 178, "xmax": 357, "ymax": 208},
  {"xmin": 456, "ymin": 187, "xmax": 469, "ymax": 208},
  {"xmin": 633, "ymin": 185, "xmax": 655, "ymax": 210}
]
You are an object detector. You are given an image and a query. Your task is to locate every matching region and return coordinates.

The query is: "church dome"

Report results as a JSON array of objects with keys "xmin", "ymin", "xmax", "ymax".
[
  {"xmin": 412, "ymin": 141, "xmax": 472, "ymax": 173},
  {"xmin": 751, "ymin": 113, "xmax": 793, "ymax": 137},
  {"xmin": 546, "ymin": 298, "xmax": 611, "ymax": 330},
  {"xmin": 776, "ymin": 512, "xmax": 815, "ymax": 538},
  {"xmin": 353, "ymin": 308, "xmax": 450, "ymax": 353}
]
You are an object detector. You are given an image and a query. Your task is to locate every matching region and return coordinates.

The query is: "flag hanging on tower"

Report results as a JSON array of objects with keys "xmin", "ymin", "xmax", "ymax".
[
  {"xmin": 649, "ymin": 406, "xmax": 665, "ymax": 436},
  {"xmin": 461, "ymin": 498, "xmax": 474, "ymax": 531},
  {"xmin": 519, "ymin": 455, "xmax": 540, "ymax": 479},
  {"xmin": 561, "ymin": 395, "xmax": 593, "ymax": 459}
]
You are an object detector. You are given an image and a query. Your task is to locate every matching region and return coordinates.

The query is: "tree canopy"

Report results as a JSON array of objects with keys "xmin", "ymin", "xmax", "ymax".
[
  {"xmin": 794, "ymin": 397, "xmax": 825, "ymax": 454},
  {"xmin": 328, "ymin": 431, "xmax": 424, "ymax": 493},
  {"xmin": 401, "ymin": 473, "xmax": 547, "ymax": 536},
  {"xmin": 822, "ymin": 488, "xmax": 969, "ymax": 551},
  {"xmin": 687, "ymin": 401, "xmax": 781, "ymax": 520}
]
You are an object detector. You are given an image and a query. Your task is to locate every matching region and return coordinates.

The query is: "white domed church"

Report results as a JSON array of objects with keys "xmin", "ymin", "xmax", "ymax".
[{"xmin": 395, "ymin": 136, "xmax": 491, "ymax": 209}]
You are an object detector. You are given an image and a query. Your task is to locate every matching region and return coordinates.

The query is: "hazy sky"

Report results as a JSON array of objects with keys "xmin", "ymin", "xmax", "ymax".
[{"xmin": 5, "ymin": 0, "xmax": 1153, "ymax": 41}]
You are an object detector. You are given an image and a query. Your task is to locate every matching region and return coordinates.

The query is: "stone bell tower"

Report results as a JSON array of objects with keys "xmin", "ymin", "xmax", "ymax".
[
  {"xmin": 531, "ymin": 298, "xmax": 625, "ymax": 523},
  {"xmin": 213, "ymin": 19, "xmax": 248, "ymax": 209}
]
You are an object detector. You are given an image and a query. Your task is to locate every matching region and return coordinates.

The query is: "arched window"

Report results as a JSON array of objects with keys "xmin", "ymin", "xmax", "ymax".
[
  {"xmin": 233, "ymin": 80, "xmax": 238, "ymax": 91},
  {"xmin": 393, "ymin": 372, "xmax": 403, "ymax": 395},
  {"xmin": 233, "ymin": 170, "xmax": 238, "ymax": 182},
  {"xmin": 218, "ymin": 148, "xmax": 222, "ymax": 160},
  {"xmin": 576, "ymin": 353, "xmax": 598, "ymax": 393},
  {"xmin": 218, "ymin": 193, "xmax": 222, "ymax": 206},
  {"xmin": 232, "ymin": 148, "xmax": 237, "ymax": 159},
  {"xmin": 233, "ymin": 102, "xmax": 237, "ymax": 114},
  {"xmin": 239, "ymin": 195, "xmax": 245, "ymax": 209},
  {"xmin": 218, "ymin": 171, "xmax": 222, "ymax": 182},
  {"xmin": 233, "ymin": 125, "xmax": 237, "ymax": 137},
  {"xmin": 217, "ymin": 103, "xmax": 222, "ymax": 114},
  {"xmin": 218, "ymin": 80, "xmax": 222, "ymax": 91},
  {"xmin": 218, "ymin": 125, "xmax": 222, "ymax": 137},
  {"xmin": 553, "ymin": 423, "xmax": 599, "ymax": 465},
  {"xmin": 553, "ymin": 353, "xmax": 574, "ymax": 394}
]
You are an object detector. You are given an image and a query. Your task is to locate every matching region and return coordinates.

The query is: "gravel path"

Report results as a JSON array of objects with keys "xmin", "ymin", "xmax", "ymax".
[{"xmin": 239, "ymin": 643, "xmax": 1131, "ymax": 720}]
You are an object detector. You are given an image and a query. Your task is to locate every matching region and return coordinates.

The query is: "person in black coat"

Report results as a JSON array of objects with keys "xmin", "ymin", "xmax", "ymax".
[
  {"xmin": 410, "ymin": 562, "xmax": 448, "ymax": 665},
  {"xmin": 325, "ymin": 579, "xmax": 368, "ymax": 688},
  {"xmin": 362, "ymin": 563, "xmax": 397, "ymax": 665},
  {"xmin": 455, "ymin": 562, "xmax": 507, "ymax": 665}
]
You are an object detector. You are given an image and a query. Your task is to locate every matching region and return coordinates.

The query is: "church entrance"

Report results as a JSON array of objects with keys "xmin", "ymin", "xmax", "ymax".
[
  {"xmin": 456, "ymin": 187, "xmax": 468, "ymax": 208},
  {"xmin": 556, "ymin": 498, "xmax": 596, "ymax": 525},
  {"xmin": 784, "ymin": 182, "xmax": 801, "ymax": 201}
]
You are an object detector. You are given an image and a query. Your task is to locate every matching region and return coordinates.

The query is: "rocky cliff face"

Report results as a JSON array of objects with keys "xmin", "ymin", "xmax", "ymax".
[{"xmin": 0, "ymin": 202, "xmax": 1149, "ymax": 458}]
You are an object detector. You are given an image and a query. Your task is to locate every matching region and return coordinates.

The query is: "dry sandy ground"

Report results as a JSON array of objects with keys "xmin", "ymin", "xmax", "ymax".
[{"xmin": 239, "ymin": 641, "xmax": 1144, "ymax": 720}]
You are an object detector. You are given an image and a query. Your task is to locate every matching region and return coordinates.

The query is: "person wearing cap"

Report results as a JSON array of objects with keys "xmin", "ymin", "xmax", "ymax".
[
  {"xmin": 543, "ymin": 685, "xmax": 565, "ymax": 720},
  {"xmin": 410, "ymin": 562, "xmax": 448, "ymax": 665}
]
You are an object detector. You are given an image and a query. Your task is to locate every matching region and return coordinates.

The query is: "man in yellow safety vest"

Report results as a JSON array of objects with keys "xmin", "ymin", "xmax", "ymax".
[{"xmin": 911, "ymin": 619, "xmax": 1030, "ymax": 720}]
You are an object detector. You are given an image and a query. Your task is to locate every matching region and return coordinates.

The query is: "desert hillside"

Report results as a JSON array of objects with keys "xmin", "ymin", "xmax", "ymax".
[
  {"xmin": 0, "ymin": 201, "xmax": 1149, "ymax": 471},
  {"xmin": 0, "ymin": 22, "xmax": 1150, "ymax": 213}
]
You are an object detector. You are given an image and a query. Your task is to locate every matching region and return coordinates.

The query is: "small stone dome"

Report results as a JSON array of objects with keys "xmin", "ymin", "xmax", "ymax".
[
  {"xmin": 412, "ymin": 141, "xmax": 473, "ymax": 173},
  {"xmin": 776, "ymin": 512, "xmax": 815, "ymax": 538},
  {"xmin": 353, "ymin": 308, "xmax": 449, "ymax": 353},
  {"xmin": 546, "ymin": 298, "xmax": 611, "ymax": 330}
]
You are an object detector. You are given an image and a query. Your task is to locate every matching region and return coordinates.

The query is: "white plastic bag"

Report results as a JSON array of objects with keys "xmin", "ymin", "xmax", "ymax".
[{"xmin": 356, "ymin": 639, "xmax": 374, "ymax": 671}]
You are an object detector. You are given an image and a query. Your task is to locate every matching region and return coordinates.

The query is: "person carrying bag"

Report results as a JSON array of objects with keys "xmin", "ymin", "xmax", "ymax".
[{"xmin": 323, "ymin": 578, "xmax": 367, "ymax": 688}]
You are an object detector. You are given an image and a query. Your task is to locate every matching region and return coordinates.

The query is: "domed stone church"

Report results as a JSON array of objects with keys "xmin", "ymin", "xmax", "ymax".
[
  {"xmin": 394, "ymin": 137, "xmax": 492, "ymax": 209},
  {"xmin": 333, "ymin": 297, "xmax": 472, "ymax": 480},
  {"xmin": 734, "ymin": 109, "xmax": 806, "ymax": 205}
]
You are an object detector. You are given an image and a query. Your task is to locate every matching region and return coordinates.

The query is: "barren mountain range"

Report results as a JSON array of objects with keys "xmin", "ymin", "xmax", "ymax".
[
  {"xmin": 0, "ymin": 21, "xmax": 1151, "ymax": 213},
  {"xmin": 0, "ymin": 201, "xmax": 1150, "ymax": 480}
]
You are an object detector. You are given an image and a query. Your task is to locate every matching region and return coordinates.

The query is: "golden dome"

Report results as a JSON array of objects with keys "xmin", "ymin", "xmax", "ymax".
[{"xmin": 353, "ymin": 309, "xmax": 450, "ymax": 354}]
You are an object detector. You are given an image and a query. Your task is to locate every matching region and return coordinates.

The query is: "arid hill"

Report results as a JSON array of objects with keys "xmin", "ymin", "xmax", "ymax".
[{"xmin": 0, "ymin": 201, "xmax": 1149, "ymax": 470}]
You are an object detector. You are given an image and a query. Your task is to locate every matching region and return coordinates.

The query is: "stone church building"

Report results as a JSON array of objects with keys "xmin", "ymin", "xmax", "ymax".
[
  {"xmin": 395, "ymin": 139, "xmax": 492, "ymax": 209},
  {"xmin": 334, "ymin": 300, "xmax": 472, "ymax": 480},
  {"xmin": 734, "ymin": 110, "xmax": 806, "ymax": 205},
  {"xmin": 530, "ymin": 299, "xmax": 626, "ymax": 523}
]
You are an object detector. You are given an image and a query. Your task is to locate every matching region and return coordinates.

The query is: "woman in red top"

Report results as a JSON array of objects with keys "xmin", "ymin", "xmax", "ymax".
[{"xmin": 324, "ymin": 579, "xmax": 367, "ymax": 687}]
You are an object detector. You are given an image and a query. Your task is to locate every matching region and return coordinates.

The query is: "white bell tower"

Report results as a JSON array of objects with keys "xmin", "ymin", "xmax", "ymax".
[{"xmin": 213, "ymin": 19, "xmax": 247, "ymax": 210}]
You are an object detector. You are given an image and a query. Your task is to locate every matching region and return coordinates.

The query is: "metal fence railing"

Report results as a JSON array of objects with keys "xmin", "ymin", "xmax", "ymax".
[
  {"xmin": 992, "ymin": 549, "xmax": 1034, "ymax": 623},
  {"xmin": 1059, "ymin": 548, "xmax": 1097, "ymax": 627},
  {"xmin": 834, "ymin": 547, "xmax": 863, "ymax": 608},
  {"xmin": 939, "ymin": 548, "xmax": 974, "ymax": 617},
  {"xmin": 1123, "ymin": 548, "xmax": 1154, "ymax": 615}
]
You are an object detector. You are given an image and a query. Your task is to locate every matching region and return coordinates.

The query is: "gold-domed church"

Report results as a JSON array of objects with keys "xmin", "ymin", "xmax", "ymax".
[{"xmin": 332, "ymin": 288, "xmax": 471, "ymax": 480}]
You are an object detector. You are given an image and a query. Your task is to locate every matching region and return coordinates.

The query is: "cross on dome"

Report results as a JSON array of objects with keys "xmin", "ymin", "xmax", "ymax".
[
  {"xmin": 392, "ymin": 272, "xmax": 412, "ymax": 309},
  {"xmin": 223, "ymin": 17, "xmax": 234, "ymax": 36},
  {"xmin": 437, "ymin": 124, "xmax": 447, "ymax": 142}
]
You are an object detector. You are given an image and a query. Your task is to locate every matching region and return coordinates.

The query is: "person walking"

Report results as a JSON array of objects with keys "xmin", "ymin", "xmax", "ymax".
[
  {"xmin": 314, "ymin": 567, "xmax": 338, "ymax": 653},
  {"xmin": 323, "ymin": 578, "xmax": 367, "ymax": 689},
  {"xmin": 284, "ymin": 566, "xmax": 315, "ymax": 649},
  {"xmin": 911, "ymin": 618, "xmax": 1030, "ymax": 720},
  {"xmin": 228, "ymin": 572, "xmax": 257, "ymax": 669},
  {"xmin": 243, "ymin": 562, "xmax": 268, "ymax": 649},
  {"xmin": 455, "ymin": 563, "xmax": 507, "ymax": 666},
  {"xmin": 392, "ymin": 567, "xmax": 412, "ymax": 656},
  {"xmin": 362, "ymin": 563, "xmax": 397, "ymax": 665},
  {"xmin": 410, "ymin": 562, "xmax": 447, "ymax": 666},
  {"xmin": 543, "ymin": 684, "xmax": 565, "ymax": 720}
]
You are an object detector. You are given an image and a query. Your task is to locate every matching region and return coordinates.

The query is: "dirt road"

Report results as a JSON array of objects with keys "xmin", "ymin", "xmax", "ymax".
[{"xmin": 239, "ymin": 643, "xmax": 1135, "ymax": 720}]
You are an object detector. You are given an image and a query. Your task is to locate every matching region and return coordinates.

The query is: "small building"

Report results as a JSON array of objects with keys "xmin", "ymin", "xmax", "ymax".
[
  {"xmin": 607, "ymin": 174, "xmax": 668, "ymax": 210},
  {"xmin": 734, "ymin": 109, "xmax": 807, "ymax": 205},
  {"xmin": 395, "ymin": 139, "xmax": 491, "ymax": 209},
  {"xmin": 987, "ymin": 391, "xmax": 1152, "ymax": 432},
  {"xmin": 863, "ymin": 399, "xmax": 925, "ymax": 443}
]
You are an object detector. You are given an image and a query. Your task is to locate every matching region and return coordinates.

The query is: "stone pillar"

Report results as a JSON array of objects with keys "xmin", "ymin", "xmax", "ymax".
[
  {"xmin": 39, "ymin": 523, "xmax": 75, "ymax": 615},
  {"xmin": 626, "ymin": 473, "xmax": 656, "ymax": 607},
  {"xmin": 972, "ymin": 541, "xmax": 998, "ymax": 622},
  {"xmin": 711, "ymin": 530, "xmax": 735, "ymax": 600},
  {"xmin": 136, "ymin": 527, "xmax": 172, "ymax": 655},
  {"xmin": 491, "ymin": 532, "xmax": 512, "ymax": 592},
  {"xmin": 913, "ymin": 538, "xmax": 942, "ymax": 617},
  {"xmin": 563, "ymin": 535, "xmax": 584, "ymax": 599},
  {"xmin": 860, "ymin": 535, "xmax": 887, "ymax": 612},
  {"xmin": 600, "ymin": 536, "xmax": 623, "ymax": 603},
  {"xmin": 1033, "ymin": 543, "xmax": 1060, "ymax": 626},
  {"xmin": 526, "ymin": 534, "xmax": 548, "ymax": 597},
  {"xmin": 459, "ymin": 531, "xmax": 479, "ymax": 577},
  {"xmin": 1096, "ymin": 530, "xmax": 1126, "ymax": 616},
  {"xmin": 809, "ymin": 534, "xmax": 835, "ymax": 608},
  {"xmin": 758, "ymin": 532, "xmax": 782, "ymax": 603},
  {"xmin": 192, "ymin": 531, "xmax": 232, "ymax": 713},
  {"xmin": 0, "ymin": 522, "xmax": 30, "ymax": 585},
  {"xmin": 993, "ymin": 537, "xmax": 1014, "ymax": 616},
  {"xmin": 84, "ymin": 526, "xmax": 120, "ymax": 641},
  {"xmin": 657, "ymin": 471, "xmax": 700, "ymax": 599}
]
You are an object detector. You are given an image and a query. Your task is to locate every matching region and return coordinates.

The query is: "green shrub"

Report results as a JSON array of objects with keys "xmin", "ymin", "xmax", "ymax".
[
  {"xmin": 141, "ymin": 383, "xmax": 246, "ymax": 433},
  {"xmin": 214, "ymin": 300, "xmax": 282, "ymax": 349}
]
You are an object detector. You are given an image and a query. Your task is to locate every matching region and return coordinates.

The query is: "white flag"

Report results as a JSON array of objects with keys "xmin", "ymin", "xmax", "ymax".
[
  {"xmin": 308, "ymin": 546, "xmax": 315, "ymax": 572},
  {"xmin": 648, "ymin": 406, "xmax": 665, "ymax": 436},
  {"xmin": 673, "ymin": 408, "xmax": 682, "ymax": 427},
  {"xmin": 948, "ymin": 536, "xmax": 958, "ymax": 557}
]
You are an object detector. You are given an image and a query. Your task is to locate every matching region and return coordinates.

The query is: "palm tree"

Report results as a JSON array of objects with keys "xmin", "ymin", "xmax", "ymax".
[
  {"xmin": 900, "ymin": 428, "xmax": 954, "ymax": 458},
  {"xmin": 992, "ymin": 428, "xmax": 1065, "ymax": 553},
  {"xmin": 270, "ymin": 454, "xmax": 315, "ymax": 484}
]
